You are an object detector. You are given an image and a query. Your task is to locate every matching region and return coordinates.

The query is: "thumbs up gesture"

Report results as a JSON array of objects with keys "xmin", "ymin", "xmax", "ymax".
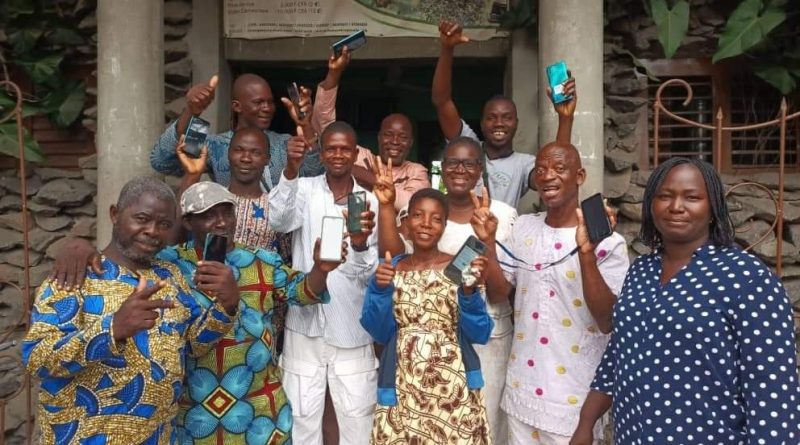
[
  {"xmin": 186, "ymin": 75, "xmax": 219, "ymax": 116},
  {"xmin": 375, "ymin": 251, "xmax": 396, "ymax": 289},
  {"xmin": 112, "ymin": 277, "xmax": 176, "ymax": 340}
]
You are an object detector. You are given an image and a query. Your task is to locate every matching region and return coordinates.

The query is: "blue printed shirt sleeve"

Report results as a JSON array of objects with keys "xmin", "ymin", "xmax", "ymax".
[
  {"xmin": 360, "ymin": 275, "xmax": 397, "ymax": 345},
  {"xmin": 458, "ymin": 287, "xmax": 493, "ymax": 345}
]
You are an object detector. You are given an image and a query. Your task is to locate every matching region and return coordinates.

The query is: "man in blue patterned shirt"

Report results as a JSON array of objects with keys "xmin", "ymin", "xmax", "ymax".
[{"xmin": 23, "ymin": 177, "xmax": 239, "ymax": 445}]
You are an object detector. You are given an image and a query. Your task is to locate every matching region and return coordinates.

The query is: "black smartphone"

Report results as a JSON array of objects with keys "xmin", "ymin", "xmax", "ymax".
[
  {"xmin": 184, "ymin": 116, "xmax": 210, "ymax": 158},
  {"xmin": 581, "ymin": 193, "xmax": 612, "ymax": 244},
  {"xmin": 346, "ymin": 191, "xmax": 367, "ymax": 233},
  {"xmin": 320, "ymin": 216, "xmax": 345, "ymax": 262},
  {"xmin": 287, "ymin": 82, "xmax": 306, "ymax": 120},
  {"xmin": 444, "ymin": 236, "xmax": 487, "ymax": 285},
  {"xmin": 203, "ymin": 234, "xmax": 228, "ymax": 263},
  {"xmin": 332, "ymin": 30, "xmax": 366, "ymax": 57}
]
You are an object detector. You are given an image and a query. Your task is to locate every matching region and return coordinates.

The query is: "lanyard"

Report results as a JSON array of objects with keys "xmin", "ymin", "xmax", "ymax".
[{"xmin": 495, "ymin": 239, "xmax": 580, "ymax": 272}]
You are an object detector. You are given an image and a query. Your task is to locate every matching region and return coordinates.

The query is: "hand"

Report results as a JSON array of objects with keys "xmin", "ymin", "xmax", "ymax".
[
  {"xmin": 328, "ymin": 45, "xmax": 351, "ymax": 74},
  {"xmin": 375, "ymin": 251, "xmax": 396, "ymax": 289},
  {"xmin": 344, "ymin": 200, "xmax": 375, "ymax": 250},
  {"xmin": 284, "ymin": 127, "xmax": 310, "ymax": 179},
  {"xmin": 549, "ymin": 76, "xmax": 577, "ymax": 119},
  {"xmin": 575, "ymin": 204, "xmax": 617, "ymax": 254},
  {"xmin": 176, "ymin": 135, "xmax": 208, "ymax": 176},
  {"xmin": 469, "ymin": 187, "xmax": 498, "ymax": 243},
  {"xmin": 185, "ymin": 75, "xmax": 219, "ymax": 116},
  {"xmin": 569, "ymin": 425, "xmax": 594, "ymax": 445},
  {"xmin": 112, "ymin": 277, "xmax": 175, "ymax": 340},
  {"xmin": 50, "ymin": 237, "xmax": 103, "ymax": 290},
  {"xmin": 194, "ymin": 261, "xmax": 240, "ymax": 314},
  {"xmin": 462, "ymin": 255, "xmax": 488, "ymax": 294},
  {"xmin": 280, "ymin": 85, "xmax": 313, "ymax": 129},
  {"xmin": 313, "ymin": 238, "xmax": 349, "ymax": 272},
  {"xmin": 439, "ymin": 20, "xmax": 469, "ymax": 48},
  {"xmin": 371, "ymin": 155, "xmax": 396, "ymax": 206}
]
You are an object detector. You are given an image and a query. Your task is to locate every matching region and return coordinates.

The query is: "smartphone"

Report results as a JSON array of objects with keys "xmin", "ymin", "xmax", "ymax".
[
  {"xmin": 320, "ymin": 216, "xmax": 345, "ymax": 262},
  {"xmin": 184, "ymin": 116, "xmax": 210, "ymax": 158},
  {"xmin": 444, "ymin": 236, "xmax": 487, "ymax": 285},
  {"xmin": 287, "ymin": 82, "xmax": 306, "ymax": 120},
  {"xmin": 332, "ymin": 30, "xmax": 366, "ymax": 57},
  {"xmin": 203, "ymin": 234, "xmax": 228, "ymax": 263},
  {"xmin": 546, "ymin": 60, "xmax": 572, "ymax": 104},
  {"xmin": 346, "ymin": 191, "xmax": 367, "ymax": 233},
  {"xmin": 581, "ymin": 193, "xmax": 613, "ymax": 245}
]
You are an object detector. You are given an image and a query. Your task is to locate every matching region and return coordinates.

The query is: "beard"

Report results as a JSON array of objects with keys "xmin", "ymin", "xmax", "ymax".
[{"xmin": 111, "ymin": 226, "xmax": 161, "ymax": 264}]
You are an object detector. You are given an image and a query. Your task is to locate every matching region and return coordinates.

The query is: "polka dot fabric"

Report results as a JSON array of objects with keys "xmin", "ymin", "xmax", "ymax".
[{"xmin": 592, "ymin": 244, "xmax": 800, "ymax": 444}]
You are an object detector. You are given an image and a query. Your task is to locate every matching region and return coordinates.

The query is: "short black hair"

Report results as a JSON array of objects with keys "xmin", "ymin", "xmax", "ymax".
[
  {"xmin": 640, "ymin": 157, "xmax": 734, "ymax": 248},
  {"xmin": 484, "ymin": 95, "xmax": 518, "ymax": 115},
  {"xmin": 229, "ymin": 127, "xmax": 269, "ymax": 155},
  {"xmin": 321, "ymin": 121, "xmax": 357, "ymax": 144},
  {"xmin": 444, "ymin": 136, "xmax": 484, "ymax": 166},
  {"xmin": 408, "ymin": 188, "xmax": 449, "ymax": 221}
]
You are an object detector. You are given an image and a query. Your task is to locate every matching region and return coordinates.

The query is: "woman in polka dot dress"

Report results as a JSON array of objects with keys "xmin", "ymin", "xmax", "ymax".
[{"xmin": 571, "ymin": 157, "xmax": 800, "ymax": 445}]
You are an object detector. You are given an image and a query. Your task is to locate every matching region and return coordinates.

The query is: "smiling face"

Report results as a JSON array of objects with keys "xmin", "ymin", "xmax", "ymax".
[
  {"xmin": 183, "ymin": 203, "xmax": 237, "ymax": 250},
  {"xmin": 531, "ymin": 142, "xmax": 585, "ymax": 210},
  {"xmin": 406, "ymin": 196, "xmax": 447, "ymax": 250},
  {"xmin": 232, "ymin": 76, "xmax": 275, "ymax": 130},
  {"xmin": 110, "ymin": 193, "xmax": 175, "ymax": 264},
  {"xmin": 378, "ymin": 114, "xmax": 413, "ymax": 166},
  {"xmin": 480, "ymin": 98, "xmax": 518, "ymax": 150},
  {"xmin": 442, "ymin": 140, "xmax": 482, "ymax": 197},
  {"xmin": 229, "ymin": 129, "xmax": 269, "ymax": 186},
  {"xmin": 321, "ymin": 130, "xmax": 358, "ymax": 179},
  {"xmin": 651, "ymin": 164, "xmax": 711, "ymax": 248}
]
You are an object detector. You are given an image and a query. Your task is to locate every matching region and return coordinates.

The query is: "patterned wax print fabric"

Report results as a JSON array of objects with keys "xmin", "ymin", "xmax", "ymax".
[
  {"xmin": 232, "ymin": 193, "xmax": 292, "ymax": 261},
  {"xmin": 591, "ymin": 244, "xmax": 800, "ymax": 444},
  {"xmin": 22, "ymin": 257, "xmax": 235, "ymax": 445},
  {"xmin": 371, "ymin": 269, "xmax": 492, "ymax": 445},
  {"xmin": 158, "ymin": 243, "xmax": 327, "ymax": 445},
  {"xmin": 498, "ymin": 213, "xmax": 629, "ymax": 436}
]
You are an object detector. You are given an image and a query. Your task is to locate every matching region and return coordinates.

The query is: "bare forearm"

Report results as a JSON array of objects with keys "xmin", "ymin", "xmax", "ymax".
[
  {"xmin": 176, "ymin": 108, "xmax": 193, "ymax": 136},
  {"xmin": 320, "ymin": 70, "xmax": 343, "ymax": 91},
  {"xmin": 578, "ymin": 251, "xmax": 615, "ymax": 333},
  {"xmin": 378, "ymin": 203, "xmax": 405, "ymax": 256},
  {"xmin": 305, "ymin": 265, "xmax": 328, "ymax": 296},
  {"xmin": 432, "ymin": 46, "xmax": 455, "ymax": 106},
  {"xmin": 352, "ymin": 166, "xmax": 376, "ymax": 190},
  {"xmin": 556, "ymin": 114, "xmax": 574, "ymax": 144},
  {"xmin": 575, "ymin": 390, "xmax": 612, "ymax": 434}
]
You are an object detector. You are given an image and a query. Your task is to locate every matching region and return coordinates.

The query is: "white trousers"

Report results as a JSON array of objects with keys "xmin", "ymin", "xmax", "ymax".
[
  {"xmin": 279, "ymin": 330, "xmax": 378, "ymax": 445},
  {"xmin": 508, "ymin": 417, "xmax": 601, "ymax": 445},
  {"xmin": 475, "ymin": 310, "xmax": 513, "ymax": 445}
]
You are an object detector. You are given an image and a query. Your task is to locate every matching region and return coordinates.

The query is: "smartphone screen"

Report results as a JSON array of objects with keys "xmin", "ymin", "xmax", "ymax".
[
  {"xmin": 346, "ymin": 191, "xmax": 367, "ymax": 233},
  {"xmin": 184, "ymin": 116, "xmax": 210, "ymax": 158},
  {"xmin": 203, "ymin": 234, "xmax": 228, "ymax": 263},
  {"xmin": 580, "ymin": 193, "xmax": 612, "ymax": 244},
  {"xmin": 332, "ymin": 30, "xmax": 366, "ymax": 57},
  {"xmin": 320, "ymin": 216, "xmax": 345, "ymax": 262},
  {"xmin": 444, "ymin": 236, "xmax": 487, "ymax": 285},
  {"xmin": 287, "ymin": 82, "xmax": 306, "ymax": 119},
  {"xmin": 546, "ymin": 61, "xmax": 571, "ymax": 104}
]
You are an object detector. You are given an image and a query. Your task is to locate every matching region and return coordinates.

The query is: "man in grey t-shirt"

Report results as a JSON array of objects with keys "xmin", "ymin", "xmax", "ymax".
[{"xmin": 432, "ymin": 19, "xmax": 577, "ymax": 208}]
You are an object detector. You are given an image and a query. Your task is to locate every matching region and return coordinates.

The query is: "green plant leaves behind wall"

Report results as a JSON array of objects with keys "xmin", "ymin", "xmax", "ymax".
[
  {"xmin": 650, "ymin": 0, "xmax": 690, "ymax": 59},
  {"xmin": 500, "ymin": 0, "xmax": 537, "ymax": 30},
  {"xmin": 42, "ymin": 81, "xmax": 86, "ymax": 128},
  {"xmin": 0, "ymin": 123, "xmax": 44, "ymax": 163},
  {"xmin": 713, "ymin": 0, "xmax": 786, "ymax": 63}
]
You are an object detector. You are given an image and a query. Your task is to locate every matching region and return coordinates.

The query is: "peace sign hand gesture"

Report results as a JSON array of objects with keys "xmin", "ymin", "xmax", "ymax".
[
  {"xmin": 469, "ymin": 187, "xmax": 498, "ymax": 244},
  {"xmin": 371, "ymin": 155, "xmax": 396, "ymax": 207}
]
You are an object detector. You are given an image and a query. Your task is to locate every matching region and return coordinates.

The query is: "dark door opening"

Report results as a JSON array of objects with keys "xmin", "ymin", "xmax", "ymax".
[{"xmin": 233, "ymin": 58, "xmax": 506, "ymax": 169}]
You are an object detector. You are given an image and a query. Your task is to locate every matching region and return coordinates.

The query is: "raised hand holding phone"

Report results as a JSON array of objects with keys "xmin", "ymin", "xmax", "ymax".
[
  {"xmin": 343, "ymin": 200, "xmax": 375, "ymax": 251},
  {"xmin": 462, "ymin": 256, "xmax": 488, "ymax": 294},
  {"xmin": 280, "ymin": 84, "xmax": 313, "ymax": 129},
  {"xmin": 177, "ymin": 134, "xmax": 208, "ymax": 176},
  {"xmin": 576, "ymin": 193, "xmax": 616, "ymax": 254},
  {"xmin": 112, "ymin": 277, "xmax": 174, "ymax": 340},
  {"xmin": 375, "ymin": 251, "xmax": 396, "ymax": 289}
]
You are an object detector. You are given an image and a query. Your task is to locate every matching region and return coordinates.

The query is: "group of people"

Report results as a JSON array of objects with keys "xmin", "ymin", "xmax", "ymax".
[{"xmin": 23, "ymin": 20, "xmax": 799, "ymax": 445}]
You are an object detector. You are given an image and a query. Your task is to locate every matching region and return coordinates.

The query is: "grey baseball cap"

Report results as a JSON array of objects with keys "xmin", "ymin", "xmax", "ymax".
[{"xmin": 180, "ymin": 181, "xmax": 237, "ymax": 215}]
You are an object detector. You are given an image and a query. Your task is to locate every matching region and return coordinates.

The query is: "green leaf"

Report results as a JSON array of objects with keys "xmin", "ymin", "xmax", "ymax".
[
  {"xmin": 650, "ymin": 0, "xmax": 690, "ymax": 59},
  {"xmin": 43, "ymin": 82, "xmax": 86, "ymax": 127},
  {"xmin": 713, "ymin": 0, "xmax": 786, "ymax": 63},
  {"xmin": 754, "ymin": 64, "xmax": 797, "ymax": 95},
  {"xmin": 0, "ymin": 92, "xmax": 40, "ymax": 118},
  {"xmin": 0, "ymin": 123, "xmax": 45, "ymax": 163},
  {"xmin": 6, "ymin": 0, "xmax": 35, "ymax": 17},
  {"xmin": 16, "ymin": 53, "xmax": 63, "ymax": 84},
  {"xmin": 46, "ymin": 27, "xmax": 85, "ymax": 46},
  {"xmin": 7, "ymin": 27, "xmax": 43, "ymax": 54}
]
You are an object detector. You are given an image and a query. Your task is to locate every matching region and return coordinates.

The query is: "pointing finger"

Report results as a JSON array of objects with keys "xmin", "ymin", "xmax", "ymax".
[{"xmin": 385, "ymin": 251, "xmax": 392, "ymax": 263}]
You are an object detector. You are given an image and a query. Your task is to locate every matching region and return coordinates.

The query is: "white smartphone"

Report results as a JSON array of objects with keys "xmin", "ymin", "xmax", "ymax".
[{"xmin": 320, "ymin": 216, "xmax": 345, "ymax": 262}]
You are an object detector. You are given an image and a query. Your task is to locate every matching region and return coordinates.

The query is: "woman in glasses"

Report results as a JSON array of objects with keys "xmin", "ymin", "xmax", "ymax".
[{"xmin": 374, "ymin": 136, "xmax": 516, "ymax": 443}]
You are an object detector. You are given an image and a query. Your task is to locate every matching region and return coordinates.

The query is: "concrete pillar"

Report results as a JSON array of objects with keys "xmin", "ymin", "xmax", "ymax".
[
  {"xmin": 96, "ymin": 0, "xmax": 164, "ymax": 246},
  {"xmin": 507, "ymin": 27, "xmax": 540, "ymax": 213},
  {"xmin": 538, "ymin": 0, "xmax": 604, "ymax": 197},
  {"xmin": 189, "ymin": 0, "xmax": 229, "ymax": 132}
]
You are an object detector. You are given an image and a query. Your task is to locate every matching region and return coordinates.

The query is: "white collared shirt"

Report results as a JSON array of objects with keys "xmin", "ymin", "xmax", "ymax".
[{"xmin": 268, "ymin": 171, "xmax": 379, "ymax": 348}]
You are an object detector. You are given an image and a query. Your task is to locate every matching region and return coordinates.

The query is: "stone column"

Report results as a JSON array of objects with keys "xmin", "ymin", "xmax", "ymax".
[
  {"xmin": 96, "ymin": 0, "xmax": 164, "ymax": 246},
  {"xmin": 538, "ymin": 0, "xmax": 604, "ymax": 196}
]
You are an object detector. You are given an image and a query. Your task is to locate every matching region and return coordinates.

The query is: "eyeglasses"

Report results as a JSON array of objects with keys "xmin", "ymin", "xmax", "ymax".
[{"xmin": 442, "ymin": 158, "xmax": 481, "ymax": 172}]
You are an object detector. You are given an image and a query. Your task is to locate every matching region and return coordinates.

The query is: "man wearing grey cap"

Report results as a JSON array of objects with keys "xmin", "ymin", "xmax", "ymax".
[{"xmin": 50, "ymin": 180, "xmax": 346, "ymax": 444}]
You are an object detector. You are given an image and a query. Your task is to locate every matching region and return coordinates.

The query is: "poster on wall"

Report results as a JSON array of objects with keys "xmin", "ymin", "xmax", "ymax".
[{"xmin": 224, "ymin": 0, "xmax": 510, "ymax": 40}]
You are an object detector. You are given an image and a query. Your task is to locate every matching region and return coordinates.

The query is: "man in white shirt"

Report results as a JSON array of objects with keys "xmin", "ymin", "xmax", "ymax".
[{"xmin": 268, "ymin": 121, "xmax": 379, "ymax": 445}]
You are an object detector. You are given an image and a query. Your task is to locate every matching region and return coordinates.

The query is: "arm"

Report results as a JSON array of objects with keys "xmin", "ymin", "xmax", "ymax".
[
  {"xmin": 313, "ymin": 46, "xmax": 350, "ymax": 134},
  {"xmin": 735, "ymin": 267, "xmax": 800, "ymax": 443},
  {"xmin": 469, "ymin": 190, "xmax": 513, "ymax": 304},
  {"xmin": 457, "ymin": 286, "xmax": 493, "ymax": 345},
  {"xmin": 372, "ymin": 156, "xmax": 406, "ymax": 256},
  {"xmin": 268, "ymin": 174, "xmax": 304, "ymax": 234},
  {"xmin": 22, "ymin": 284, "xmax": 119, "ymax": 378},
  {"xmin": 359, "ymin": 259, "xmax": 398, "ymax": 345},
  {"xmin": 432, "ymin": 20, "xmax": 470, "ymax": 140},
  {"xmin": 173, "ymin": 272, "xmax": 237, "ymax": 358},
  {"xmin": 554, "ymin": 77, "xmax": 577, "ymax": 144},
  {"xmin": 571, "ymin": 391, "xmax": 612, "ymax": 445}
]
